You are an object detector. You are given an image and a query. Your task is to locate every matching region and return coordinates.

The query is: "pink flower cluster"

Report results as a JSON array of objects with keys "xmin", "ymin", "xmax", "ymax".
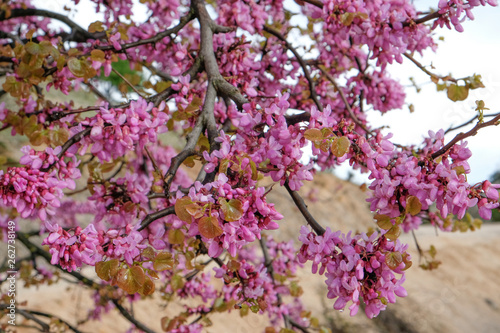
[
  {"xmin": 174, "ymin": 272, "xmax": 218, "ymax": 303},
  {"xmin": 174, "ymin": 173, "xmax": 282, "ymax": 258},
  {"xmin": 77, "ymin": 99, "xmax": 169, "ymax": 161},
  {"xmin": 214, "ymin": 259, "xmax": 272, "ymax": 301},
  {"xmin": 43, "ymin": 222, "xmax": 148, "ymax": 271},
  {"xmin": 435, "ymin": 0, "xmax": 498, "ymax": 32},
  {"xmin": 347, "ymin": 71, "xmax": 405, "ymax": 113},
  {"xmin": 216, "ymin": 0, "xmax": 270, "ymax": 34},
  {"xmin": 298, "ymin": 226, "xmax": 409, "ymax": 318},
  {"xmin": 358, "ymin": 130, "xmax": 499, "ymax": 225},
  {"xmin": 218, "ymin": 236, "xmax": 308, "ymax": 326},
  {"xmin": 213, "ymin": 93, "xmax": 313, "ymax": 191},
  {"xmin": 0, "ymin": 146, "xmax": 80, "ymax": 220},
  {"xmin": 308, "ymin": 123, "xmax": 499, "ymax": 230},
  {"xmin": 43, "ymin": 222, "xmax": 102, "ymax": 271},
  {"xmin": 304, "ymin": 0, "xmax": 436, "ymax": 68},
  {"xmin": 89, "ymin": 171, "xmax": 150, "ymax": 226},
  {"xmin": 20, "ymin": 146, "xmax": 81, "ymax": 188}
]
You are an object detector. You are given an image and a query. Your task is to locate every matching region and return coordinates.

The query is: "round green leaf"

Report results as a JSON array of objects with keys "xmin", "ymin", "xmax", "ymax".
[
  {"xmin": 220, "ymin": 198, "xmax": 243, "ymax": 222},
  {"xmin": 406, "ymin": 196, "xmax": 422, "ymax": 216},
  {"xmin": 68, "ymin": 57, "xmax": 86, "ymax": 78},
  {"xmin": 447, "ymin": 84, "xmax": 469, "ymax": 102},
  {"xmin": 95, "ymin": 259, "xmax": 119, "ymax": 281},
  {"xmin": 330, "ymin": 136, "xmax": 350, "ymax": 157},
  {"xmin": 304, "ymin": 128, "xmax": 323, "ymax": 142}
]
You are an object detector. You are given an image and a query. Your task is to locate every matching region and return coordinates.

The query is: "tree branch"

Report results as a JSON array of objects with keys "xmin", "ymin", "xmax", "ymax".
[
  {"xmin": 318, "ymin": 65, "xmax": 372, "ymax": 134},
  {"xmin": 431, "ymin": 113, "xmax": 500, "ymax": 159},
  {"xmin": 0, "ymin": 304, "xmax": 51, "ymax": 332},
  {"xmin": 112, "ymin": 67, "xmax": 145, "ymax": 97},
  {"xmin": 404, "ymin": 52, "xmax": 457, "ymax": 83},
  {"xmin": 284, "ymin": 181, "xmax": 326, "ymax": 235},
  {"xmin": 16, "ymin": 231, "xmax": 157, "ymax": 333},
  {"xmin": 264, "ymin": 25, "xmax": 323, "ymax": 112},
  {"xmin": 0, "ymin": 8, "xmax": 97, "ymax": 42},
  {"xmin": 411, "ymin": 11, "xmax": 442, "ymax": 26},
  {"xmin": 112, "ymin": 300, "xmax": 157, "ymax": 333},
  {"xmin": 162, "ymin": 108, "xmax": 206, "ymax": 194},
  {"xmin": 57, "ymin": 127, "xmax": 92, "ymax": 159},
  {"xmin": 444, "ymin": 111, "xmax": 500, "ymax": 134},
  {"xmin": 138, "ymin": 206, "xmax": 176, "ymax": 230},
  {"xmin": 20, "ymin": 308, "xmax": 84, "ymax": 333},
  {"xmin": 300, "ymin": 0, "xmax": 324, "ymax": 8},
  {"xmin": 149, "ymin": 55, "xmax": 203, "ymax": 106},
  {"xmin": 295, "ymin": 1, "xmax": 441, "ymax": 29},
  {"xmin": 97, "ymin": 10, "xmax": 195, "ymax": 52},
  {"xmin": 192, "ymin": 0, "xmax": 248, "ymax": 109}
]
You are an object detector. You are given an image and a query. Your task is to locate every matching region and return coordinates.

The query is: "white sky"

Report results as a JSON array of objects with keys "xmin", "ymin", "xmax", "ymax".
[{"xmin": 34, "ymin": 0, "xmax": 500, "ymax": 184}]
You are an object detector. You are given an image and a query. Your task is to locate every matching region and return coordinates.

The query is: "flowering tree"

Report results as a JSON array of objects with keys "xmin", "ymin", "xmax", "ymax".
[{"xmin": 1, "ymin": 0, "xmax": 499, "ymax": 332}]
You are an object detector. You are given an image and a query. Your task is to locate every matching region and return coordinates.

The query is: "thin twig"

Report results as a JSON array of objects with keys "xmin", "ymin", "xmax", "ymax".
[
  {"xmin": 404, "ymin": 53, "xmax": 457, "ymax": 83},
  {"xmin": 138, "ymin": 206, "xmax": 176, "ymax": 230},
  {"xmin": 1, "ymin": 8, "xmax": 97, "ymax": 42},
  {"xmin": 318, "ymin": 65, "xmax": 372, "ymax": 134},
  {"xmin": 16, "ymin": 232, "xmax": 157, "ymax": 333},
  {"xmin": 410, "ymin": 11, "xmax": 441, "ymax": 26},
  {"xmin": 289, "ymin": 317, "xmax": 311, "ymax": 333},
  {"xmin": 22, "ymin": 309, "xmax": 85, "ymax": 333},
  {"xmin": 431, "ymin": 113, "xmax": 500, "ymax": 159},
  {"xmin": 264, "ymin": 25, "xmax": 323, "ymax": 111},
  {"xmin": 96, "ymin": 10, "xmax": 195, "ymax": 52},
  {"xmin": 444, "ymin": 112, "xmax": 500, "ymax": 134},
  {"xmin": 112, "ymin": 67, "xmax": 145, "ymax": 97},
  {"xmin": 57, "ymin": 128, "xmax": 92, "ymax": 159},
  {"xmin": 411, "ymin": 230, "xmax": 423, "ymax": 263},
  {"xmin": 259, "ymin": 237, "xmax": 291, "ymax": 329},
  {"xmin": 284, "ymin": 181, "xmax": 326, "ymax": 235},
  {"xmin": 0, "ymin": 304, "xmax": 51, "ymax": 331},
  {"xmin": 85, "ymin": 81, "xmax": 111, "ymax": 103},
  {"xmin": 112, "ymin": 300, "xmax": 157, "ymax": 333}
]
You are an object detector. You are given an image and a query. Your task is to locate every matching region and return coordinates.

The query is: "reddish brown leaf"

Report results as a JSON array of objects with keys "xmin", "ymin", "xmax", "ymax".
[
  {"xmin": 138, "ymin": 276, "xmax": 155, "ymax": 296},
  {"xmin": 385, "ymin": 251, "xmax": 403, "ymax": 270},
  {"xmin": 168, "ymin": 228, "xmax": 185, "ymax": 245},
  {"xmin": 174, "ymin": 196, "xmax": 194, "ymax": 223},
  {"xmin": 385, "ymin": 225, "xmax": 401, "ymax": 241},
  {"xmin": 153, "ymin": 252, "xmax": 174, "ymax": 271},
  {"xmin": 116, "ymin": 266, "xmax": 145, "ymax": 294},
  {"xmin": 375, "ymin": 214, "xmax": 393, "ymax": 230},
  {"xmin": 198, "ymin": 216, "xmax": 223, "ymax": 239},
  {"xmin": 185, "ymin": 203, "xmax": 205, "ymax": 219},
  {"xmin": 95, "ymin": 259, "xmax": 119, "ymax": 281}
]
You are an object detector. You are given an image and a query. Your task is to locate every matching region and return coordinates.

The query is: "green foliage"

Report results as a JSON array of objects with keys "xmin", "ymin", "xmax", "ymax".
[{"xmin": 100, "ymin": 59, "xmax": 138, "ymax": 87}]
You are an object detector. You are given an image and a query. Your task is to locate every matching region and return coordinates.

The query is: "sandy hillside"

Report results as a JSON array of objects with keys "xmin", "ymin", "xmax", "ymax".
[{"xmin": 4, "ymin": 172, "xmax": 499, "ymax": 333}]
